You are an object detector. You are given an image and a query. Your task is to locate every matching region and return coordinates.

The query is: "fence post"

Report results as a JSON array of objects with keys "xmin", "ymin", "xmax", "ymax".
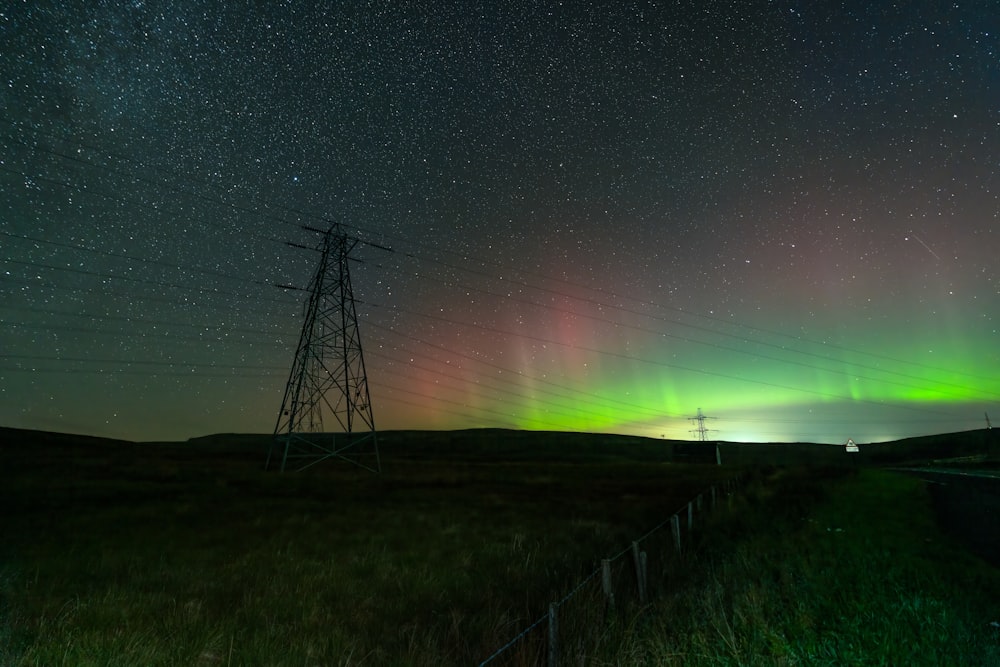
[
  {"xmin": 631, "ymin": 541, "xmax": 646, "ymax": 603},
  {"xmin": 671, "ymin": 514, "xmax": 681, "ymax": 553},
  {"xmin": 548, "ymin": 603, "xmax": 559, "ymax": 667},
  {"xmin": 711, "ymin": 485, "xmax": 717, "ymax": 510},
  {"xmin": 640, "ymin": 551, "xmax": 648, "ymax": 601},
  {"xmin": 601, "ymin": 559, "xmax": 614, "ymax": 611},
  {"xmin": 697, "ymin": 493, "xmax": 703, "ymax": 512},
  {"xmin": 687, "ymin": 501, "xmax": 694, "ymax": 532}
]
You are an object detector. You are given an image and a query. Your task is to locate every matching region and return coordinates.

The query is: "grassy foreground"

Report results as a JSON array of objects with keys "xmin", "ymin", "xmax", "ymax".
[
  {"xmin": 3, "ymin": 432, "xmax": 998, "ymax": 665},
  {"xmin": 0, "ymin": 432, "xmax": 730, "ymax": 666},
  {"xmin": 603, "ymin": 468, "xmax": 1000, "ymax": 666}
]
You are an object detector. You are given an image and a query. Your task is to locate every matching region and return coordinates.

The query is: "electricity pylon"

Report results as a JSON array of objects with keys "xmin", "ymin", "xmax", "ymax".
[
  {"xmin": 266, "ymin": 223, "xmax": 381, "ymax": 473},
  {"xmin": 688, "ymin": 407, "xmax": 716, "ymax": 442}
]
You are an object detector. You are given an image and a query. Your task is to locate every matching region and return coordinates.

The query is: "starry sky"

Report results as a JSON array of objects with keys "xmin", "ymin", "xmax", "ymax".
[{"xmin": 3, "ymin": 1, "xmax": 998, "ymax": 444}]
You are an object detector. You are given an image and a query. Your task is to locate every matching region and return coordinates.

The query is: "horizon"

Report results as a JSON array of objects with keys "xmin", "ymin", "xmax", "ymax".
[{"xmin": 3, "ymin": 422, "xmax": 992, "ymax": 449}]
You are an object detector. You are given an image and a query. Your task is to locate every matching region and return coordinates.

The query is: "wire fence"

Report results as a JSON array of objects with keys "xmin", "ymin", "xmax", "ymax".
[{"xmin": 477, "ymin": 476, "xmax": 743, "ymax": 666}]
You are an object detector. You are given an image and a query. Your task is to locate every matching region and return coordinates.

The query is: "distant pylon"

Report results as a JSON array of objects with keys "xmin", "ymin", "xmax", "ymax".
[
  {"xmin": 266, "ymin": 223, "xmax": 381, "ymax": 473},
  {"xmin": 688, "ymin": 407, "xmax": 716, "ymax": 442}
]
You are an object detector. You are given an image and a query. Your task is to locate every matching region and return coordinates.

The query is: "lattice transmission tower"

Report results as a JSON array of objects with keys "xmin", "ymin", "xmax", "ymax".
[
  {"xmin": 266, "ymin": 224, "xmax": 382, "ymax": 473},
  {"xmin": 688, "ymin": 407, "xmax": 717, "ymax": 442}
]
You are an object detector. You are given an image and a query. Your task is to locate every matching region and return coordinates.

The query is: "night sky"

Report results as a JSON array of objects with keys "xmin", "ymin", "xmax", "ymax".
[{"xmin": 3, "ymin": 1, "xmax": 998, "ymax": 444}]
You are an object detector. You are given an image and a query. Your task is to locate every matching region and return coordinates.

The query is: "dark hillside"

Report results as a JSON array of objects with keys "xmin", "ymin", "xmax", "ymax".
[
  {"xmin": 2, "ymin": 426, "xmax": 995, "ymax": 471},
  {"xmin": 717, "ymin": 429, "xmax": 997, "ymax": 466}
]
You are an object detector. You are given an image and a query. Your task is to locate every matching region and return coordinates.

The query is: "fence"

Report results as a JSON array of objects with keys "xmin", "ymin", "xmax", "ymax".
[{"xmin": 478, "ymin": 476, "xmax": 743, "ymax": 666}]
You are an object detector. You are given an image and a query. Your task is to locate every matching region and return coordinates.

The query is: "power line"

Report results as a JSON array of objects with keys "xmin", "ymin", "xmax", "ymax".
[
  {"xmin": 8, "ymin": 300, "xmax": 984, "ymax": 433},
  {"xmin": 0, "ymin": 353, "xmax": 287, "ymax": 371},
  {"xmin": 365, "ymin": 319, "xmax": 685, "ymax": 421},
  {"xmin": 366, "ymin": 347, "xmax": 665, "ymax": 428},
  {"xmin": 347, "ymin": 222, "xmax": 998, "ymax": 386},
  {"xmin": 717, "ymin": 414, "xmax": 975, "ymax": 425},
  {"xmin": 0, "ymin": 345, "xmax": 636, "ymax": 433},
  {"xmin": 2, "ymin": 275, "xmax": 299, "ymax": 317},
  {"xmin": 14, "ymin": 307, "xmax": 972, "ymax": 434},
  {"xmin": 1, "ymin": 306, "xmax": 295, "ymax": 341},
  {"xmin": 3, "ymin": 258, "xmax": 298, "ymax": 307},
  {"xmin": 363, "ymin": 300, "xmax": 966, "ymax": 420},
  {"xmin": 4, "ymin": 267, "xmax": 667, "ymax": 431},
  {"xmin": 6, "ymin": 121, "xmax": 994, "ymax": 435},
  {"xmin": 0, "ymin": 304, "xmax": 297, "ymax": 339},
  {"xmin": 0, "ymin": 366, "xmax": 281, "ymax": 379},
  {"xmin": 372, "ymin": 378, "xmax": 579, "ymax": 432},
  {"xmin": 8, "ymin": 118, "xmax": 991, "ymax": 393},
  {"xmin": 364, "ymin": 259, "xmax": 996, "ymax": 402},
  {"xmin": 2, "ymin": 321, "xmax": 292, "ymax": 348},
  {"xmin": 9, "ymin": 118, "xmax": 991, "ymax": 396},
  {"xmin": 10, "ymin": 247, "xmax": 990, "ymax": 417},
  {"xmin": 0, "ymin": 230, "xmax": 285, "ymax": 289},
  {"xmin": 6, "ymin": 247, "xmax": 992, "ymax": 424},
  {"xmin": 371, "ymin": 392, "xmax": 514, "ymax": 429}
]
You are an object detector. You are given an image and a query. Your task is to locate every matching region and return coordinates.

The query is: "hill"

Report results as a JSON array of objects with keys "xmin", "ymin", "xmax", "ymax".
[{"xmin": 2, "ymin": 425, "xmax": 997, "ymax": 467}]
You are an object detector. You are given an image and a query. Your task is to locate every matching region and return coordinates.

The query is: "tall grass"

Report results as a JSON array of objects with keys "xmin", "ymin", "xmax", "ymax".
[
  {"xmin": 7, "ymin": 436, "xmax": 996, "ymax": 666},
  {"xmin": 0, "ymin": 438, "xmax": 729, "ymax": 666},
  {"xmin": 602, "ymin": 468, "xmax": 1000, "ymax": 666}
]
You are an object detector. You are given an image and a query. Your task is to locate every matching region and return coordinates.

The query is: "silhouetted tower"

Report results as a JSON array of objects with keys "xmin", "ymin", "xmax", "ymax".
[
  {"xmin": 266, "ymin": 224, "xmax": 381, "ymax": 473},
  {"xmin": 688, "ymin": 407, "xmax": 716, "ymax": 442}
]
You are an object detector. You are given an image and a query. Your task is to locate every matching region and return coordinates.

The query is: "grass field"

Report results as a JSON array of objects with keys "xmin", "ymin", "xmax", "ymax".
[
  {"xmin": 0, "ymin": 429, "xmax": 731, "ymax": 666},
  {"xmin": 600, "ymin": 467, "xmax": 1000, "ymax": 666},
  {"xmin": 2, "ymin": 429, "xmax": 998, "ymax": 665}
]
